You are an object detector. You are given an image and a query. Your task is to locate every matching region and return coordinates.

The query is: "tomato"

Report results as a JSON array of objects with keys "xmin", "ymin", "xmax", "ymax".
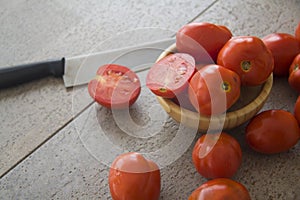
[
  {"xmin": 295, "ymin": 96, "xmax": 300, "ymax": 125},
  {"xmin": 146, "ymin": 53, "xmax": 195, "ymax": 98},
  {"xmin": 288, "ymin": 54, "xmax": 300, "ymax": 93},
  {"xmin": 188, "ymin": 64, "xmax": 241, "ymax": 116},
  {"xmin": 109, "ymin": 152, "xmax": 160, "ymax": 200},
  {"xmin": 217, "ymin": 36, "xmax": 274, "ymax": 86},
  {"xmin": 188, "ymin": 178, "xmax": 251, "ymax": 200},
  {"xmin": 176, "ymin": 22, "xmax": 232, "ymax": 63},
  {"xmin": 192, "ymin": 132, "xmax": 242, "ymax": 179},
  {"xmin": 262, "ymin": 33, "xmax": 300, "ymax": 76},
  {"xmin": 295, "ymin": 22, "xmax": 300, "ymax": 41},
  {"xmin": 88, "ymin": 64, "xmax": 141, "ymax": 109},
  {"xmin": 246, "ymin": 110, "xmax": 300, "ymax": 154},
  {"xmin": 172, "ymin": 87, "xmax": 197, "ymax": 111}
]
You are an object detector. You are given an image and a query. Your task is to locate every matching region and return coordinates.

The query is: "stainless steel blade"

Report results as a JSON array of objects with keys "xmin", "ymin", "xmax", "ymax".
[{"xmin": 63, "ymin": 38, "xmax": 175, "ymax": 87}]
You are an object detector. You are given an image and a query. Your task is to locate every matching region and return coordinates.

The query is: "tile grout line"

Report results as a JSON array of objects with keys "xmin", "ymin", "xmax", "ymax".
[{"xmin": 0, "ymin": 0, "xmax": 219, "ymax": 180}]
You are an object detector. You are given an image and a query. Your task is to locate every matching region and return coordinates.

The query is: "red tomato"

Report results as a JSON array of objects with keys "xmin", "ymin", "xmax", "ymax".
[
  {"xmin": 172, "ymin": 87, "xmax": 197, "ymax": 111},
  {"xmin": 295, "ymin": 22, "xmax": 300, "ymax": 41},
  {"xmin": 109, "ymin": 152, "xmax": 160, "ymax": 200},
  {"xmin": 217, "ymin": 36, "xmax": 274, "ymax": 86},
  {"xmin": 188, "ymin": 64, "xmax": 241, "ymax": 116},
  {"xmin": 192, "ymin": 132, "xmax": 242, "ymax": 179},
  {"xmin": 176, "ymin": 22, "xmax": 232, "ymax": 63},
  {"xmin": 246, "ymin": 110, "xmax": 300, "ymax": 154},
  {"xmin": 146, "ymin": 53, "xmax": 195, "ymax": 98},
  {"xmin": 188, "ymin": 178, "xmax": 251, "ymax": 200},
  {"xmin": 295, "ymin": 96, "xmax": 300, "ymax": 125},
  {"xmin": 288, "ymin": 54, "xmax": 300, "ymax": 93},
  {"xmin": 263, "ymin": 33, "xmax": 300, "ymax": 76},
  {"xmin": 88, "ymin": 64, "xmax": 141, "ymax": 109}
]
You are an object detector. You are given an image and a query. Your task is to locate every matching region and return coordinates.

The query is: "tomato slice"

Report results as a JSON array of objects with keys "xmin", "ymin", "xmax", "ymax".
[
  {"xmin": 88, "ymin": 64, "xmax": 141, "ymax": 109},
  {"xmin": 146, "ymin": 53, "xmax": 196, "ymax": 98}
]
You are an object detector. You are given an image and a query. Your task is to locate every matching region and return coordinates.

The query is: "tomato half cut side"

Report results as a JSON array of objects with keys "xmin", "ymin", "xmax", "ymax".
[
  {"xmin": 88, "ymin": 64, "xmax": 141, "ymax": 109},
  {"xmin": 146, "ymin": 53, "xmax": 196, "ymax": 98}
]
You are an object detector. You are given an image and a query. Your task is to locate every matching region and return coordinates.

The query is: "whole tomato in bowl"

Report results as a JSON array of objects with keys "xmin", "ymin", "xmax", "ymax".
[
  {"xmin": 176, "ymin": 22, "xmax": 232, "ymax": 63},
  {"xmin": 217, "ymin": 36, "xmax": 274, "ymax": 86}
]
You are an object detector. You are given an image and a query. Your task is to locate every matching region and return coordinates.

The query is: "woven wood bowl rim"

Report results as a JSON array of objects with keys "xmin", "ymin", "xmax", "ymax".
[{"xmin": 155, "ymin": 43, "xmax": 273, "ymax": 132}]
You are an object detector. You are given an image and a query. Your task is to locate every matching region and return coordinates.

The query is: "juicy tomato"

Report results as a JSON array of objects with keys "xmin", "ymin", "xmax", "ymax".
[
  {"xmin": 146, "ymin": 53, "xmax": 195, "ymax": 98},
  {"xmin": 188, "ymin": 178, "xmax": 251, "ymax": 200},
  {"xmin": 295, "ymin": 96, "xmax": 300, "ymax": 125},
  {"xmin": 192, "ymin": 132, "xmax": 242, "ymax": 179},
  {"xmin": 188, "ymin": 64, "xmax": 241, "ymax": 116},
  {"xmin": 288, "ymin": 54, "xmax": 300, "ymax": 93},
  {"xmin": 296, "ymin": 22, "xmax": 300, "ymax": 41},
  {"xmin": 109, "ymin": 152, "xmax": 161, "ymax": 200},
  {"xmin": 88, "ymin": 64, "xmax": 141, "ymax": 109},
  {"xmin": 262, "ymin": 33, "xmax": 300, "ymax": 76},
  {"xmin": 246, "ymin": 110, "xmax": 300, "ymax": 154},
  {"xmin": 217, "ymin": 36, "xmax": 274, "ymax": 86},
  {"xmin": 176, "ymin": 22, "xmax": 232, "ymax": 63}
]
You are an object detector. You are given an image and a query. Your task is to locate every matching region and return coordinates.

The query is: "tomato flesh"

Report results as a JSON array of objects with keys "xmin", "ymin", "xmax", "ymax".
[
  {"xmin": 263, "ymin": 33, "xmax": 300, "ymax": 76},
  {"xmin": 217, "ymin": 36, "xmax": 274, "ymax": 86},
  {"xmin": 188, "ymin": 178, "xmax": 251, "ymax": 200},
  {"xmin": 109, "ymin": 152, "xmax": 160, "ymax": 200},
  {"xmin": 246, "ymin": 110, "xmax": 300, "ymax": 154},
  {"xmin": 192, "ymin": 132, "xmax": 242, "ymax": 179},
  {"xmin": 88, "ymin": 64, "xmax": 141, "ymax": 109},
  {"xmin": 188, "ymin": 64, "xmax": 241, "ymax": 116},
  {"xmin": 146, "ymin": 53, "xmax": 195, "ymax": 98},
  {"xmin": 288, "ymin": 54, "xmax": 300, "ymax": 93}
]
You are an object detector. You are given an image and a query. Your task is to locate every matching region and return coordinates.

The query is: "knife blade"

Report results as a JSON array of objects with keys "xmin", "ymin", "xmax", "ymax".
[{"xmin": 0, "ymin": 37, "xmax": 175, "ymax": 89}]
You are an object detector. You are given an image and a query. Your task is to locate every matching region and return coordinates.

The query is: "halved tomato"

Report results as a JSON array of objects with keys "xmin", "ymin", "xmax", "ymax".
[
  {"xmin": 88, "ymin": 64, "xmax": 141, "ymax": 109},
  {"xmin": 146, "ymin": 53, "xmax": 195, "ymax": 98}
]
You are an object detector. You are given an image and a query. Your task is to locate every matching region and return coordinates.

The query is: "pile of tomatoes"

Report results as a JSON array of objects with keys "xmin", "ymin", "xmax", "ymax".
[{"xmin": 88, "ymin": 22, "xmax": 300, "ymax": 199}]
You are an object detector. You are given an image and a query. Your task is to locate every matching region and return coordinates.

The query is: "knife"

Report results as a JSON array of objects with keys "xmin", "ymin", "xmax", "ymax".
[{"xmin": 0, "ymin": 38, "xmax": 175, "ymax": 88}]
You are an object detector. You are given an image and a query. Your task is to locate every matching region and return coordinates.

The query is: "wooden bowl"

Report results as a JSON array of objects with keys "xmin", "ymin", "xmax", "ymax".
[{"xmin": 155, "ymin": 43, "xmax": 273, "ymax": 132}]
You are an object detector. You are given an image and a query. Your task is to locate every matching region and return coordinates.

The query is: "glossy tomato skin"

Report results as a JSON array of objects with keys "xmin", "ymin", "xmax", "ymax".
[
  {"xmin": 176, "ymin": 22, "xmax": 232, "ymax": 63},
  {"xmin": 188, "ymin": 64, "xmax": 241, "ymax": 116},
  {"xmin": 192, "ymin": 132, "xmax": 242, "ymax": 179},
  {"xmin": 109, "ymin": 152, "xmax": 160, "ymax": 200},
  {"xmin": 295, "ymin": 22, "xmax": 300, "ymax": 41},
  {"xmin": 146, "ymin": 53, "xmax": 195, "ymax": 98},
  {"xmin": 88, "ymin": 64, "xmax": 141, "ymax": 109},
  {"xmin": 288, "ymin": 54, "xmax": 300, "ymax": 93},
  {"xmin": 217, "ymin": 36, "xmax": 274, "ymax": 86},
  {"xmin": 295, "ymin": 96, "xmax": 300, "ymax": 125},
  {"xmin": 263, "ymin": 33, "xmax": 300, "ymax": 76},
  {"xmin": 246, "ymin": 110, "xmax": 300, "ymax": 154},
  {"xmin": 188, "ymin": 178, "xmax": 251, "ymax": 200}
]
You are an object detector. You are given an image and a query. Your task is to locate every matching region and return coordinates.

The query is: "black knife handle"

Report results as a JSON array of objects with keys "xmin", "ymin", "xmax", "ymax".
[{"xmin": 0, "ymin": 58, "xmax": 65, "ymax": 88}]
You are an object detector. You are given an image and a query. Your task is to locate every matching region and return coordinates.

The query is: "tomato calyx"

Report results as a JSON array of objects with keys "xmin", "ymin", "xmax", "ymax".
[
  {"xmin": 221, "ymin": 81, "xmax": 231, "ymax": 92},
  {"xmin": 240, "ymin": 60, "xmax": 251, "ymax": 72}
]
